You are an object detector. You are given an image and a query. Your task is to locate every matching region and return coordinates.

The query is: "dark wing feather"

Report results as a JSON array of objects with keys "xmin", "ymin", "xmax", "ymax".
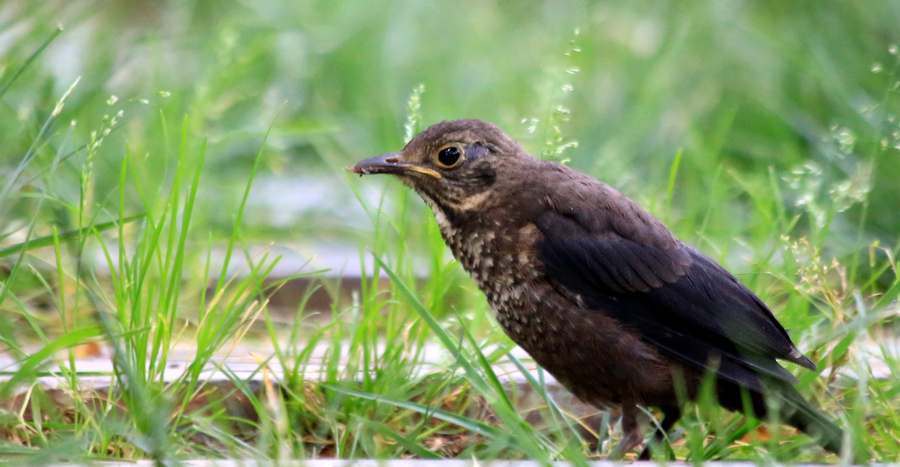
[{"xmin": 536, "ymin": 208, "xmax": 813, "ymax": 388}]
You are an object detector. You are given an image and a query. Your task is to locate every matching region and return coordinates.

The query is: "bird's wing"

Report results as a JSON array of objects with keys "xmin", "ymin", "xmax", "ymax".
[{"xmin": 534, "ymin": 196, "xmax": 813, "ymax": 388}]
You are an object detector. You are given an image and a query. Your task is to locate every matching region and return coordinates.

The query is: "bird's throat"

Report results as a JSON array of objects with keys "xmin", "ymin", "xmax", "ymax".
[{"xmin": 417, "ymin": 190, "xmax": 459, "ymax": 234}]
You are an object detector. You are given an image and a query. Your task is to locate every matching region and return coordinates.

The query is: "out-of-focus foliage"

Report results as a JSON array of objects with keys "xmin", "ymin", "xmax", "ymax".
[{"xmin": 1, "ymin": 1, "xmax": 898, "ymax": 250}]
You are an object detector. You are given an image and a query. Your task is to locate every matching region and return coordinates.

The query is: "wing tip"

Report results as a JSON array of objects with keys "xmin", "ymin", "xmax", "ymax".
[{"xmin": 789, "ymin": 348, "xmax": 818, "ymax": 371}]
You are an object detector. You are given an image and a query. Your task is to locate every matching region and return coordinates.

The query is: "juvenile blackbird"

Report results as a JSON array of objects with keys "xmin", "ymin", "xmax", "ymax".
[{"xmin": 350, "ymin": 119, "xmax": 851, "ymax": 459}]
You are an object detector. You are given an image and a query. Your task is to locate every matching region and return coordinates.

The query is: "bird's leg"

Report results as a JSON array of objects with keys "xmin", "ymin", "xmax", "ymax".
[
  {"xmin": 638, "ymin": 405, "xmax": 682, "ymax": 460},
  {"xmin": 608, "ymin": 403, "xmax": 643, "ymax": 460}
]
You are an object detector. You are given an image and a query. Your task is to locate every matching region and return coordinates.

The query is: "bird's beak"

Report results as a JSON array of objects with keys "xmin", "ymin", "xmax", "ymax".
[{"xmin": 348, "ymin": 152, "xmax": 442, "ymax": 179}]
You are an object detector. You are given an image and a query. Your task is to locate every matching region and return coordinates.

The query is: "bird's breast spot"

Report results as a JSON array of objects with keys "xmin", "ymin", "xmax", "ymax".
[{"xmin": 574, "ymin": 294, "xmax": 586, "ymax": 308}]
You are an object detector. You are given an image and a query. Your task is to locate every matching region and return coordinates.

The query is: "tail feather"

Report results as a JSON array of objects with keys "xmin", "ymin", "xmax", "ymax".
[
  {"xmin": 718, "ymin": 380, "xmax": 867, "ymax": 461},
  {"xmin": 779, "ymin": 388, "xmax": 843, "ymax": 454}
]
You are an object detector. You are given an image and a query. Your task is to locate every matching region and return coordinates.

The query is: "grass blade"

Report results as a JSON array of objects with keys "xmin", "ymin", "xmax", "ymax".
[
  {"xmin": 0, "ymin": 214, "xmax": 145, "ymax": 258},
  {"xmin": 322, "ymin": 383, "xmax": 505, "ymax": 439},
  {"xmin": 0, "ymin": 25, "xmax": 63, "ymax": 99}
]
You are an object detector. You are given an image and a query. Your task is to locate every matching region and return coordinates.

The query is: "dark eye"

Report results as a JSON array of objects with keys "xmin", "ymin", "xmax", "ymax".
[{"xmin": 436, "ymin": 146, "xmax": 463, "ymax": 168}]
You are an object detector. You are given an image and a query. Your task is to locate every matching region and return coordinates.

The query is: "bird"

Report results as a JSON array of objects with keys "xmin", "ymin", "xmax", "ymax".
[{"xmin": 349, "ymin": 119, "xmax": 856, "ymax": 460}]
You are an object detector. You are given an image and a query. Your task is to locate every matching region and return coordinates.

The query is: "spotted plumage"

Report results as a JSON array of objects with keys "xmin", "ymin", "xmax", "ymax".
[{"xmin": 350, "ymin": 119, "xmax": 859, "ymax": 460}]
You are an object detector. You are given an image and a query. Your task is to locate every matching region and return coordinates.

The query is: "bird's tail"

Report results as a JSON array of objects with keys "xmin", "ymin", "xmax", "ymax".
[
  {"xmin": 777, "ymin": 387, "xmax": 843, "ymax": 454},
  {"xmin": 719, "ymin": 381, "xmax": 868, "ymax": 462}
]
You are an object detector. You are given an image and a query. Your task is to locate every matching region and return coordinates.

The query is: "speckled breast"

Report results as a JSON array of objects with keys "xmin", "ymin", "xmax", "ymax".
[{"xmin": 439, "ymin": 219, "xmax": 546, "ymax": 345}]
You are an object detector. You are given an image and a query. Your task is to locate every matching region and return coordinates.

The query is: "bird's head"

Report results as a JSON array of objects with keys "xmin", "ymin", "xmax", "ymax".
[{"xmin": 350, "ymin": 119, "xmax": 526, "ymax": 215}]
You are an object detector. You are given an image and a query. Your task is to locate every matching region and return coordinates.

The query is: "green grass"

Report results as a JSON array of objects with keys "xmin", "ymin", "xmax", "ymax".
[{"xmin": 0, "ymin": 0, "xmax": 899, "ymax": 464}]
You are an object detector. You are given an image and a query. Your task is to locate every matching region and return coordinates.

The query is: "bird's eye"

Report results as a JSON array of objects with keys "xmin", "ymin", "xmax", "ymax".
[{"xmin": 435, "ymin": 146, "xmax": 463, "ymax": 169}]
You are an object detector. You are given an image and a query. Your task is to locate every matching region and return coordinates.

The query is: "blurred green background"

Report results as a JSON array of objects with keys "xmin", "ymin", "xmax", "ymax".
[
  {"xmin": 2, "ymin": 0, "xmax": 899, "ymax": 301},
  {"xmin": 1, "ymin": 1, "xmax": 899, "ymax": 461}
]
